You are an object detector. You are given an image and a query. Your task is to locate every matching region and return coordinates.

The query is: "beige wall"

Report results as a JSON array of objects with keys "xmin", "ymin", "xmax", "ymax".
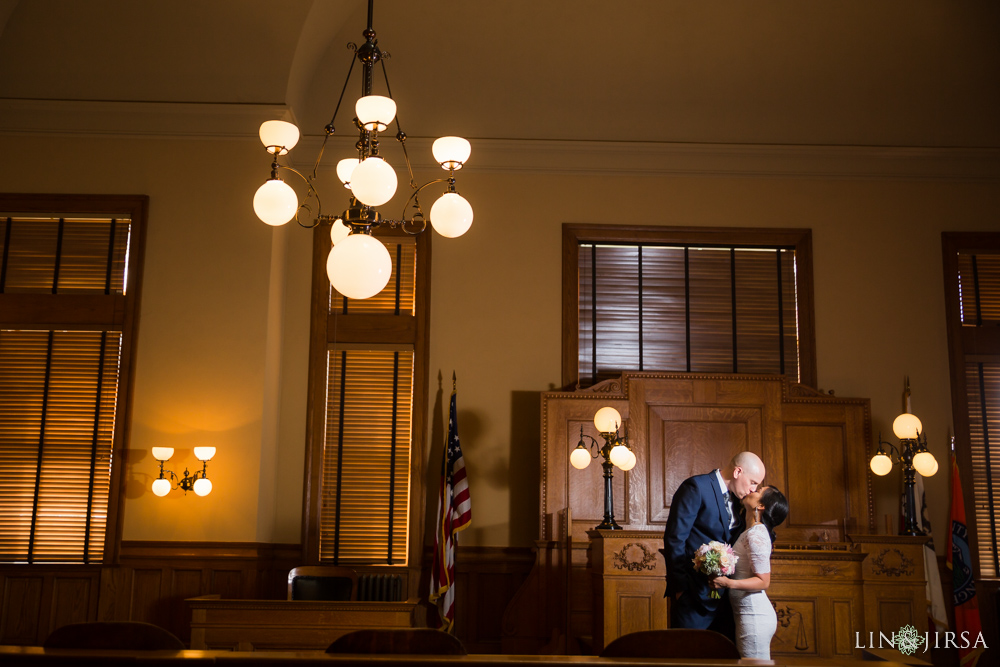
[{"xmin": 5, "ymin": 129, "xmax": 999, "ymax": 555}]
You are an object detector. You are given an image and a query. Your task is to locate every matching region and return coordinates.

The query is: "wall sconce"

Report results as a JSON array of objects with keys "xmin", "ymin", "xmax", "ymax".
[
  {"xmin": 869, "ymin": 412, "xmax": 938, "ymax": 536},
  {"xmin": 570, "ymin": 407, "xmax": 634, "ymax": 530},
  {"xmin": 150, "ymin": 447, "xmax": 216, "ymax": 497}
]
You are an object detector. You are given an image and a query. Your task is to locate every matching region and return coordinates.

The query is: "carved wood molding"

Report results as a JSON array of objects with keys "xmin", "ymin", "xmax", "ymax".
[
  {"xmin": 611, "ymin": 543, "xmax": 658, "ymax": 572},
  {"xmin": 871, "ymin": 548, "xmax": 916, "ymax": 577}
]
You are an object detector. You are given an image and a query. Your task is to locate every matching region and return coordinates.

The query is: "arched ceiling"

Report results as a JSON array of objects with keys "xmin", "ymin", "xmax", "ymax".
[{"xmin": 1, "ymin": 0, "xmax": 998, "ymax": 148}]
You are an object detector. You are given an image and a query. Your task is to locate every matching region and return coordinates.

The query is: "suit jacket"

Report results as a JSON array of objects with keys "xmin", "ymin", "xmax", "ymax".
[{"xmin": 661, "ymin": 471, "xmax": 746, "ymax": 627}]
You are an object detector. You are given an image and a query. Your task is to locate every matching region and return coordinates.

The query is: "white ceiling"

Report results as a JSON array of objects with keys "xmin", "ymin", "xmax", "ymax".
[{"xmin": 1, "ymin": 0, "xmax": 998, "ymax": 148}]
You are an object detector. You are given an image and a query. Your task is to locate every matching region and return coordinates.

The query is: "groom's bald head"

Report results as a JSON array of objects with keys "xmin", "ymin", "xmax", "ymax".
[{"xmin": 723, "ymin": 451, "xmax": 765, "ymax": 498}]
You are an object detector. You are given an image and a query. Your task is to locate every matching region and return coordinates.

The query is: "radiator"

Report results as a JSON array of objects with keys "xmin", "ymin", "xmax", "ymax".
[{"xmin": 357, "ymin": 573, "xmax": 403, "ymax": 601}]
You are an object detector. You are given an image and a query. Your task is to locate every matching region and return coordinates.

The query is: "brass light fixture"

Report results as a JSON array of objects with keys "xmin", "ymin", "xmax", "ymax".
[
  {"xmin": 252, "ymin": 0, "xmax": 474, "ymax": 300},
  {"xmin": 151, "ymin": 447, "xmax": 216, "ymax": 497},
  {"xmin": 570, "ymin": 407, "xmax": 635, "ymax": 530},
  {"xmin": 869, "ymin": 380, "xmax": 938, "ymax": 536}
]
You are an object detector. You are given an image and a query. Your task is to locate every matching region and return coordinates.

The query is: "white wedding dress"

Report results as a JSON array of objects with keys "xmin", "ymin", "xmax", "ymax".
[{"xmin": 729, "ymin": 523, "xmax": 777, "ymax": 659}]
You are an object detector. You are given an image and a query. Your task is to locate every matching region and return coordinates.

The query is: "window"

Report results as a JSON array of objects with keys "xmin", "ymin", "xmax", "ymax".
[
  {"xmin": 0, "ymin": 194, "xmax": 146, "ymax": 564},
  {"xmin": 943, "ymin": 233, "xmax": 1000, "ymax": 578},
  {"xmin": 562, "ymin": 225, "xmax": 816, "ymax": 388},
  {"xmin": 303, "ymin": 226, "xmax": 429, "ymax": 568}
]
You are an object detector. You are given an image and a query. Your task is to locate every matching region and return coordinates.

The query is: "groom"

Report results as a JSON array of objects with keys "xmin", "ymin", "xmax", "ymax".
[{"xmin": 661, "ymin": 451, "xmax": 765, "ymax": 642}]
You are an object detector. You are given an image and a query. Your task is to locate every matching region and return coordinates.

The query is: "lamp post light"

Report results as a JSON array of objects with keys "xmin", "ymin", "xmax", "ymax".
[
  {"xmin": 870, "ymin": 412, "xmax": 938, "ymax": 536},
  {"xmin": 570, "ymin": 407, "xmax": 635, "ymax": 531}
]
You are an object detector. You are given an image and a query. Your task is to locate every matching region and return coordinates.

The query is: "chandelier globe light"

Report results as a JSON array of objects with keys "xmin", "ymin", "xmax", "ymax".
[
  {"xmin": 251, "ymin": 0, "xmax": 474, "ymax": 300},
  {"xmin": 326, "ymin": 233, "xmax": 393, "ymax": 300}
]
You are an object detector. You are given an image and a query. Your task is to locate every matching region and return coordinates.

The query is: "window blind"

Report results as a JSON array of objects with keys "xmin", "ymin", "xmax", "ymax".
[
  {"xmin": 955, "ymin": 247, "xmax": 1000, "ymax": 578},
  {"xmin": 578, "ymin": 243, "xmax": 799, "ymax": 385},
  {"xmin": 965, "ymin": 360, "xmax": 1000, "ymax": 577},
  {"xmin": 316, "ymin": 233, "xmax": 421, "ymax": 566},
  {"xmin": 0, "ymin": 203, "xmax": 139, "ymax": 565},
  {"xmin": 321, "ymin": 349, "xmax": 413, "ymax": 565}
]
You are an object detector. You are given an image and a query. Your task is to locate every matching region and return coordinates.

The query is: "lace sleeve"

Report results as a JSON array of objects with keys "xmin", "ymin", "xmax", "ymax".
[{"xmin": 747, "ymin": 525, "xmax": 772, "ymax": 574}]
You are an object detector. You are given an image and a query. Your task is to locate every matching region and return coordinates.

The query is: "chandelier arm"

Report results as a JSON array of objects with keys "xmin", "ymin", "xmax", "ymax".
[
  {"xmin": 272, "ymin": 164, "xmax": 323, "ymax": 229},
  {"xmin": 397, "ymin": 177, "xmax": 451, "ymax": 220}
]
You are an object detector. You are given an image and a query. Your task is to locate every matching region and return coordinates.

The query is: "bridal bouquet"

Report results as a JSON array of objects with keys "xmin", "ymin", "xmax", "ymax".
[{"xmin": 692, "ymin": 541, "xmax": 738, "ymax": 598}]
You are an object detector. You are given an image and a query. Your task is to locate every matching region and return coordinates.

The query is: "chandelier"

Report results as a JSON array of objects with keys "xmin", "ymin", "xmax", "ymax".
[{"xmin": 252, "ymin": 0, "xmax": 474, "ymax": 299}]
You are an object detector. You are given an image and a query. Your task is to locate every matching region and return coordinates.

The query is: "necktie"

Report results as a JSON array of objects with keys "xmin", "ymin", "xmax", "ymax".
[{"xmin": 723, "ymin": 492, "xmax": 734, "ymax": 528}]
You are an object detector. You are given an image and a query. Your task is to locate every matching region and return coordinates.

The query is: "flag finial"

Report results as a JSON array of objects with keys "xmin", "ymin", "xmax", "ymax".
[{"xmin": 453, "ymin": 371, "xmax": 457, "ymax": 392}]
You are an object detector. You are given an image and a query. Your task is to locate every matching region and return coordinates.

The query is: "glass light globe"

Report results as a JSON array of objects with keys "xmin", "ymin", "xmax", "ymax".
[
  {"xmin": 594, "ymin": 407, "xmax": 622, "ymax": 434},
  {"xmin": 151, "ymin": 447, "xmax": 174, "ymax": 461},
  {"xmin": 259, "ymin": 120, "xmax": 300, "ymax": 154},
  {"xmin": 913, "ymin": 451, "xmax": 938, "ymax": 477},
  {"xmin": 609, "ymin": 444, "xmax": 630, "ymax": 469},
  {"xmin": 870, "ymin": 453, "xmax": 893, "ymax": 476},
  {"xmin": 570, "ymin": 446, "xmax": 592, "ymax": 470},
  {"xmin": 355, "ymin": 95, "xmax": 397, "ymax": 131},
  {"xmin": 430, "ymin": 192, "xmax": 473, "ymax": 238},
  {"xmin": 619, "ymin": 449, "xmax": 637, "ymax": 472},
  {"xmin": 253, "ymin": 179, "xmax": 298, "ymax": 226},
  {"xmin": 151, "ymin": 478, "xmax": 171, "ymax": 497},
  {"xmin": 336, "ymin": 158, "xmax": 359, "ymax": 187},
  {"xmin": 330, "ymin": 219, "xmax": 350, "ymax": 245},
  {"xmin": 349, "ymin": 157, "xmax": 397, "ymax": 207},
  {"xmin": 326, "ymin": 233, "xmax": 392, "ymax": 299},
  {"xmin": 892, "ymin": 413, "xmax": 922, "ymax": 440},
  {"xmin": 194, "ymin": 447, "xmax": 216, "ymax": 461},
  {"xmin": 193, "ymin": 478, "xmax": 213, "ymax": 497},
  {"xmin": 432, "ymin": 136, "xmax": 471, "ymax": 169}
]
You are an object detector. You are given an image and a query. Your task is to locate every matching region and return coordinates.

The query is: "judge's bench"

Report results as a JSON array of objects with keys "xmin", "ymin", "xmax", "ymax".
[{"xmin": 501, "ymin": 373, "xmax": 930, "ymax": 660}]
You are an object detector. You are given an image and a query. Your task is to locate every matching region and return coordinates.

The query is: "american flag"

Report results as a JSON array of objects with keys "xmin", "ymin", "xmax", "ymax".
[{"xmin": 429, "ymin": 389, "xmax": 471, "ymax": 632}]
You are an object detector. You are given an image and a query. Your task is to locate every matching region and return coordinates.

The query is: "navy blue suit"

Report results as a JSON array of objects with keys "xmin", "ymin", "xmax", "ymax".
[{"xmin": 661, "ymin": 471, "xmax": 745, "ymax": 642}]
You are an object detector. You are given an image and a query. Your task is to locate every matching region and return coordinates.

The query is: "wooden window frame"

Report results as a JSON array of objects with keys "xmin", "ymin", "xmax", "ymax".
[
  {"xmin": 943, "ymin": 231, "xmax": 1000, "ymax": 580},
  {"xmin": 561, "ymin": 224, "xmax": 817, "ymax": 389},
  {"xmin": 0, "ymin": 193, "xmax": 147, "ymax": 565},
  {"xmin": 302, "ymin": 223, "xmax": 430, "ymax": 574}
]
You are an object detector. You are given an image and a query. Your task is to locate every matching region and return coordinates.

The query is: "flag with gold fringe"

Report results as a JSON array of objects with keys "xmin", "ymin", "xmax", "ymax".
[{"xmin": 429, "ymin": 385, "xmax": 471, "ymax": 632}]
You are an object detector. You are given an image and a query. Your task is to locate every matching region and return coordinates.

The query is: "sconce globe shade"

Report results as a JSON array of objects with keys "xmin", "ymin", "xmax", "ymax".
[
  {"xmin": 609, "ymin": 444, "xmax": 630, "ymax": 469},
  {"xmin": 870, "ymin": 453, "xmax": 893, "ymax": 476},
  {"xmin": 913, "ymin": 451, "xmax": 938, "ymax": 477},
  {"xmin": 151, "ymin": 447, "xmax": 174, "ymax": 462},
  {"xmin": 151, "ymin": 478, "xmax": 171, "ymax": 497},
  {"xmin": 892, "ymin": 413, "xmax": 922, "ymax": 440},
  {"xmin": 326, "ymin": 234, "xmax": 392, "ymax": 300},
  {"xmin": 193, "ymin": 478, "xmax": 213, "ymax": 497},
  {"xmin": 570, "ymin": 446, "xmax": 592, "ymax": 470},
  {"xmin": 355, "ymin": 95, "xmax": 397, "ymax": 131},
  {"xmin": 254, "ymin": 179, "xmax": 298, "ymax": 226},
  {"xmin": 619, "ymin": 449, "xmax": 637, "ymax": 471},
  {"xmin": 330, "ymin": 218, "xmax": 350, "ymax": 245},
  {"xmin": 258, "ymin": 120, "xmax": 299, "ymax": 154},
  {"xmin": 430, "ymin": 192, "xmax": 474, "ymax": 238},
  {"xmin": 194, "ymin": 446, "xmax": 216, "ymax": 462},
  {"xmin": 594, "ymin": 407, "xmax": 622, "ymax": 434},
  {"xmin": 336, "ymin": 158, "xmax": 359, "ymax": 186},
  {"xmin": 349, "ymin": 157, "xmax": 397, "ymax": 207},
  {"xmin": 432, "ymin": 136, "xmax": 471, "ymax": 169}
]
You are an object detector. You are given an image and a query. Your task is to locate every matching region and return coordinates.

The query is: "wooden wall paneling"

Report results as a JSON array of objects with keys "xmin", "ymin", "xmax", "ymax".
[
  {"xmin": 0, "ymin": 573, "xmax": 44, "ymax": 645},
  {"xmin": 97, "ymin": 565, "xmax": 132, "ymax": 621},
  {"xmin": 452, "ymin": 547, "xmax": 535, "ymax": 654},
  {"xmin": 47, "ymin": 574, "xmax": 97, "ymax": 635},
  {"xmin": 500, "ymin": 539, "xmax": 572, "ymax": 654}
]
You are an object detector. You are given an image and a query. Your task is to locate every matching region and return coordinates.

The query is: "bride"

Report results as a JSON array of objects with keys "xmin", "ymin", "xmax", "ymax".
[{"xmin": 710, "ymin": 485, "xmax": 789, "ymax": 659}]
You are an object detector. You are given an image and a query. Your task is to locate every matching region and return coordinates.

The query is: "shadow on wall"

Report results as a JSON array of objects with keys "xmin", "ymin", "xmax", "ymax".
[{"xmin": 509, "ymin": 391, "xmax": 541, "ymax": 547}]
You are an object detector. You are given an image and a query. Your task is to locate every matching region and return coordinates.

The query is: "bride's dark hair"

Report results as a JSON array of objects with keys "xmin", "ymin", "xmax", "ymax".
[{"xmin": 757, "ymin": 486, "xmax": 789, "ymax": 544}]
